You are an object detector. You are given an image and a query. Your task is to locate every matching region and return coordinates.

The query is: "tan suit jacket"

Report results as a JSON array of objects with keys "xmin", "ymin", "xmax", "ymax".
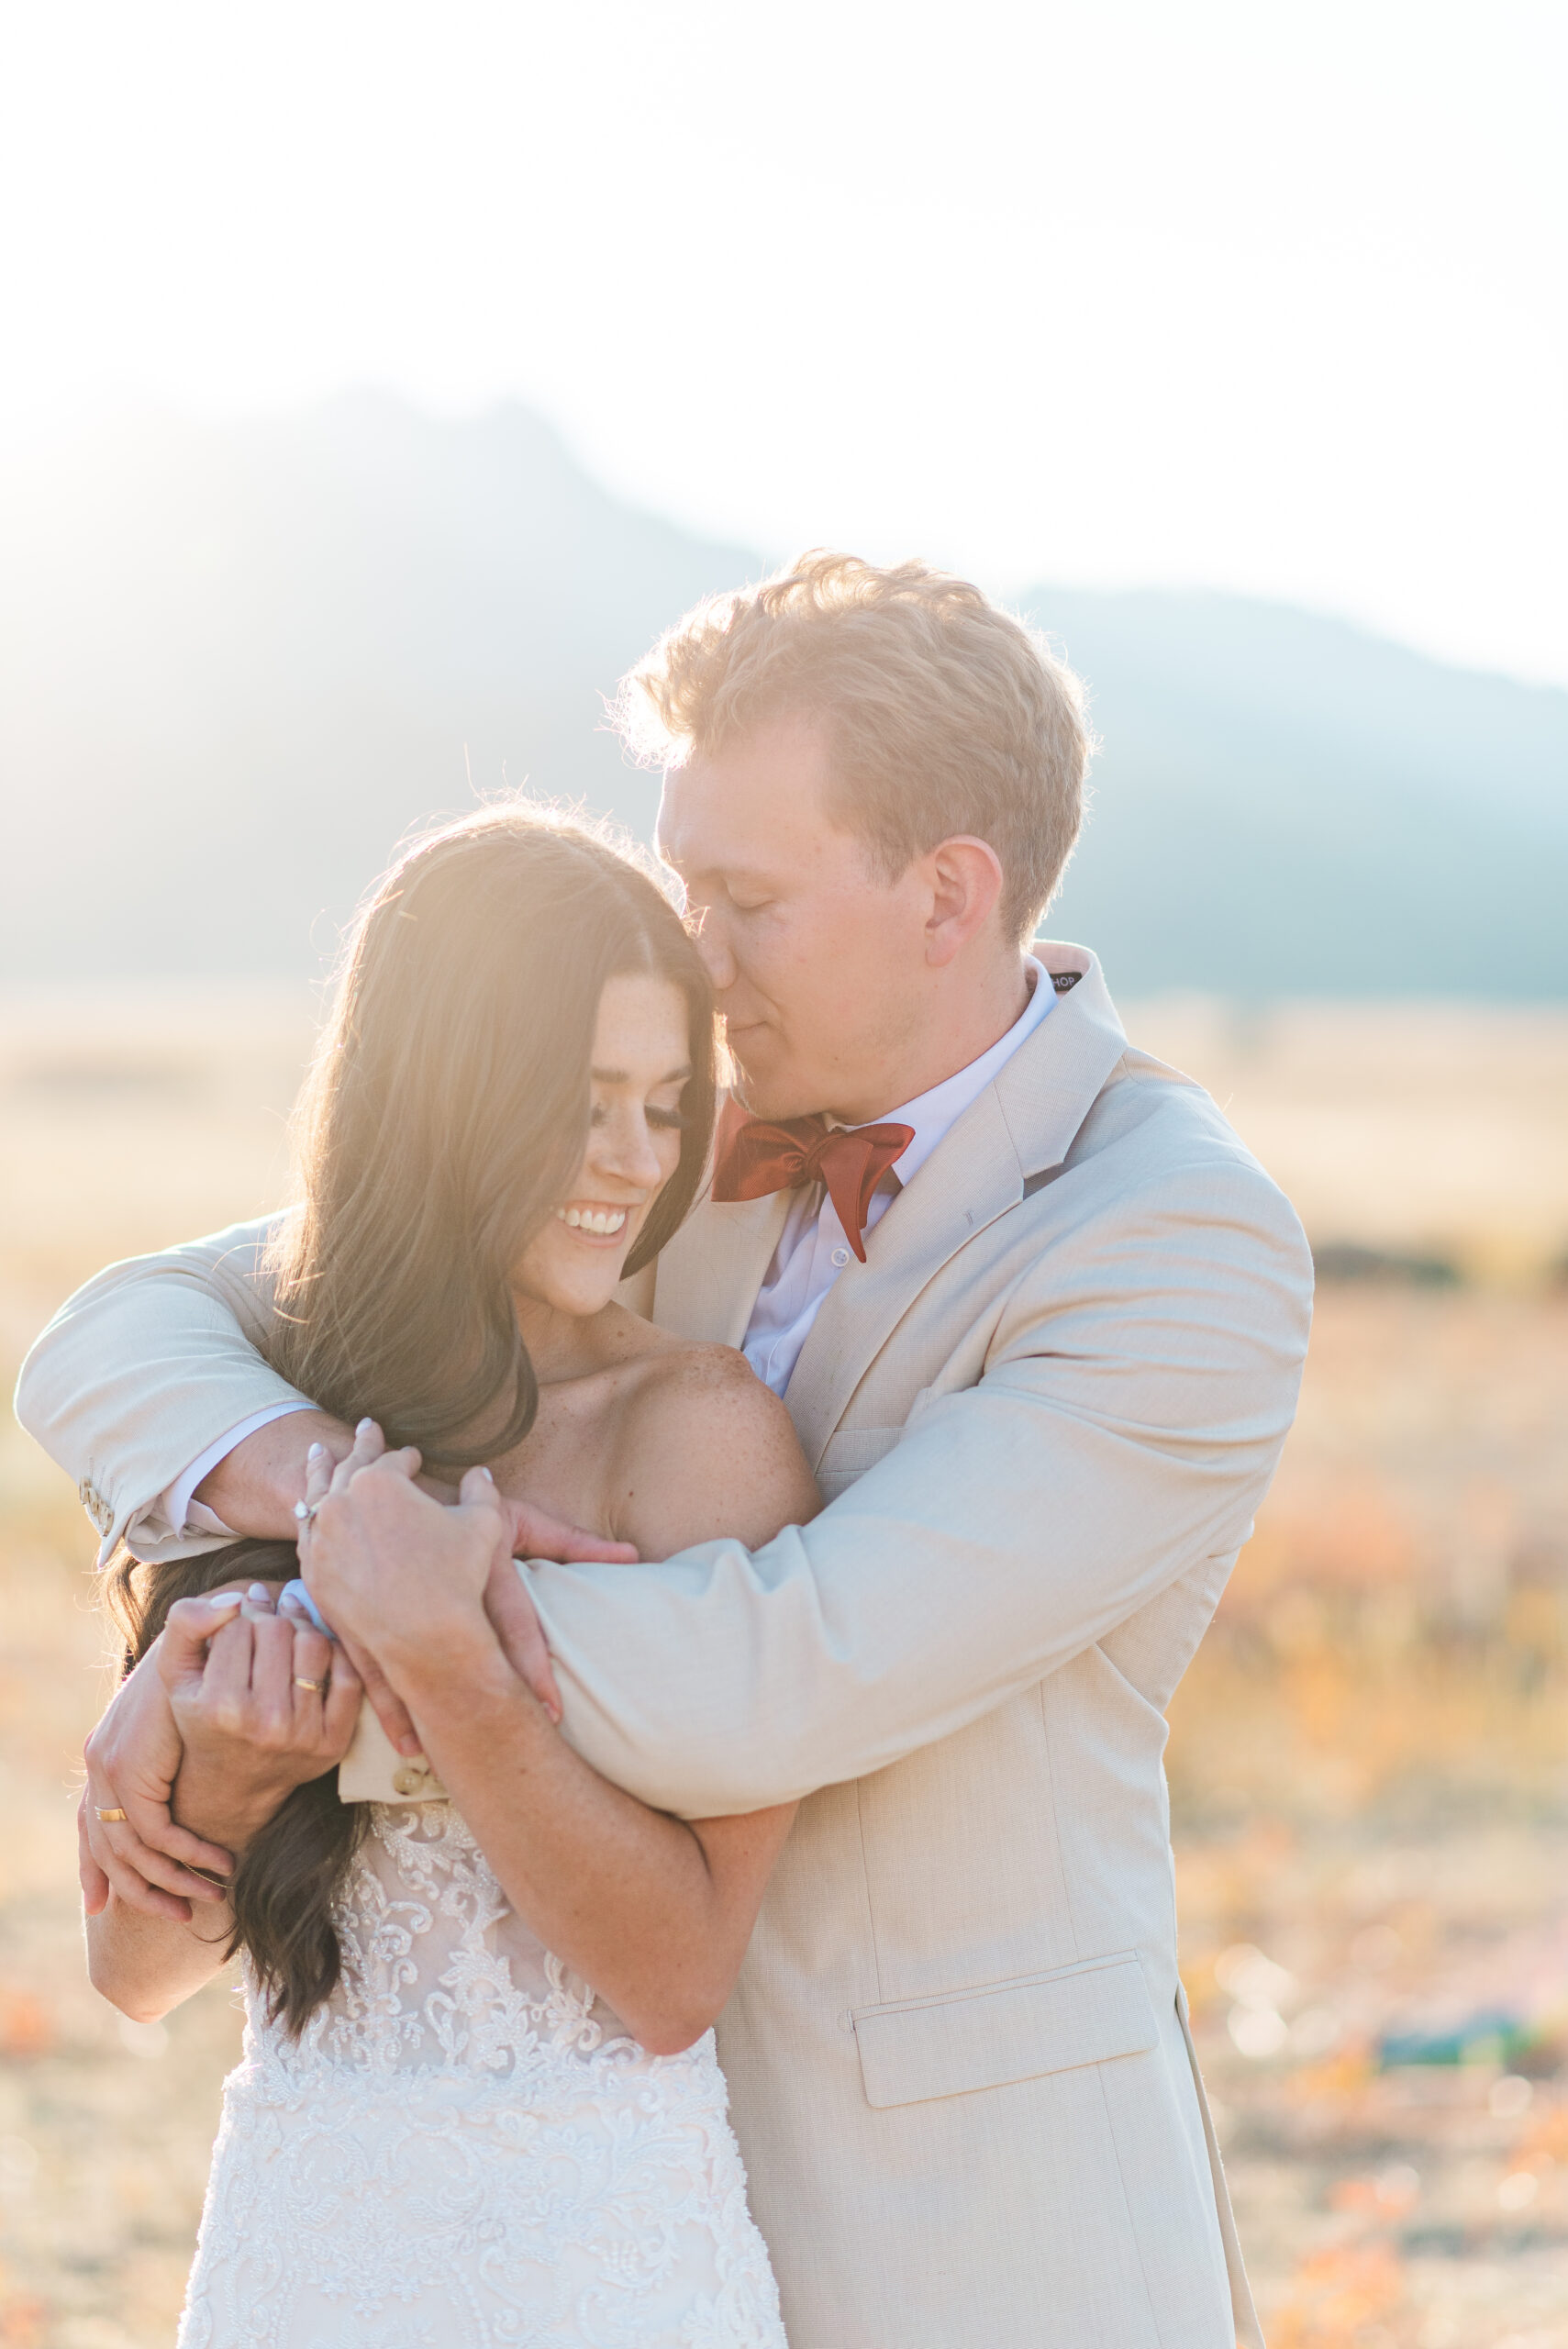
[{"xmin": 16, "ymin": 946, "xmax": 1313, "ymax": 2348}]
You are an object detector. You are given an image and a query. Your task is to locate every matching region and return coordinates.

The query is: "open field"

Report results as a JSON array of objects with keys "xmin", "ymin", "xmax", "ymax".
[{"xmin": 0, "ymin": 988, "xmax": 1564, "ymax": 2347}]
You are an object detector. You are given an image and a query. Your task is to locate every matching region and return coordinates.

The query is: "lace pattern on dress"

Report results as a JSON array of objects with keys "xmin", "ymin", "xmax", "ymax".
[{"xmin": 177, "ymin": 1804, "xmax": 787, "ymax": 2349}]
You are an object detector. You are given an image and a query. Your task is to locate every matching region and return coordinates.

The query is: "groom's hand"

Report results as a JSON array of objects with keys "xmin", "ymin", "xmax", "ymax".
[
  {"xmin": 81, "ymin": 1643, "xmax": 239, "ymax": 1921},
  {"xmin": 193, "ymin": 1408, "xmax": 355, "ymax": 1541},
  {"xmin": 484, "ymin": 1550, "xmax": 563, "ymax": 1723},
  {"xmin": 496, "ymin": 1494, "xmax": 639, "ymax": 1572},
  {"xmin": 488, "ymin": 1496, "xmax": 639, "ymax": 1728}
]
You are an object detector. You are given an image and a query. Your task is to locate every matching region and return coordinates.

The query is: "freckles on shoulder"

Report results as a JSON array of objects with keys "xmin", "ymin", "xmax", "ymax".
[{"xmin": 616, "ymin": 1343, "xmax": 821, "ymax": 1555}]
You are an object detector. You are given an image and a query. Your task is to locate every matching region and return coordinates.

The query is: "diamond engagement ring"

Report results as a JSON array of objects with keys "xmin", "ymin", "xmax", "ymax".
[{"xmin": 293, "ymin": 1500, "xmax": 319, "ymax": 1524}]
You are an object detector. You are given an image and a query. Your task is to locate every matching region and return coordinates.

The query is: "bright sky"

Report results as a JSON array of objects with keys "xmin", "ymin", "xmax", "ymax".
[{"xmin": 3, "ymin": 0, "xmax": 1563, "ymax": 685}]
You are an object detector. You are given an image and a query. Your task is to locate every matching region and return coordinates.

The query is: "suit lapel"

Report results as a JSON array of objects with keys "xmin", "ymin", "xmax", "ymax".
[
  {"xmin": 652, "ymin": 1188, "xmax": 793, "ymax": 1348},
  {"xmin": 785, "ymin": 944, "xmax": 1130, "ymax": 1467},
  {"xmin": 784, "ymin": 1085, "xmax": 1025, "ymax": 1468},
  {"xmin": 989, "ymin": 945, "xmax": 1131, "ymax": 1183}
]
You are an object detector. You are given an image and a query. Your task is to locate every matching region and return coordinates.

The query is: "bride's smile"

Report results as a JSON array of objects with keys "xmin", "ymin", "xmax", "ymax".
[{"xmin": 513, "ymin": 972, "xmax": 695, "ymax": 1323}]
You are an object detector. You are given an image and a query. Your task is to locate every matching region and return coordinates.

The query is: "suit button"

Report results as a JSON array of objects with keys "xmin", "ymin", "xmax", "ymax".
[{"xmin": 393, "ymin": 1762, "xmax": 431, "ymax": 1797}]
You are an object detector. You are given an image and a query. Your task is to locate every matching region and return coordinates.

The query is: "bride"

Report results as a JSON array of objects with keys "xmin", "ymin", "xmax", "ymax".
[{"xmin": 84, "ymin": 806, "xmax": 818, "ymax": 2347}]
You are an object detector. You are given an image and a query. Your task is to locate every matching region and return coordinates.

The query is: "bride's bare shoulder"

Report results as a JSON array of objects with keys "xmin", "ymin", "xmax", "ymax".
[{"xmin": 609, "ymin": 1336, "xmax": 820, "ymax": 1558}]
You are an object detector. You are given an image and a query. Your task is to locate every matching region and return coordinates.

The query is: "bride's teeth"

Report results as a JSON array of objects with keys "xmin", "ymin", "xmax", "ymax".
[{"xmin": 556, "ymin": 1206, "xmax": 628, "ymax": 1235}]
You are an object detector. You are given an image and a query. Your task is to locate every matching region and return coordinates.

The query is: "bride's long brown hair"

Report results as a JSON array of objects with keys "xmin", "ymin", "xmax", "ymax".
[{"xmin": 106, "ymin": 806, "xmax": 717, "ymax": 2032}]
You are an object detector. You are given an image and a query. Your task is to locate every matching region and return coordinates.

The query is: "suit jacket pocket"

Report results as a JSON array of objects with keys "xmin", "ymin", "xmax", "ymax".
[
  {"xmin": 851, "ymin": 1952, "xmax": 1159, "ymax": 2110},
  {"xmin": 817, "ymin": 1425, "xmax": 902, "ymax": 1498}
]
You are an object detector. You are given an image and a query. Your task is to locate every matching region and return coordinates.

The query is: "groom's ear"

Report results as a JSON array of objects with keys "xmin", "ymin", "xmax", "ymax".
[{"xmin": 920, "ymin": 836, "xmax": 1006, "ymax": 966}]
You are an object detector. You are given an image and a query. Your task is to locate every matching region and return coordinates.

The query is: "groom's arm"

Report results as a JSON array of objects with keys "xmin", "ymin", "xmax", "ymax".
[
  {"xmin": 526, "ymin": 1142, "xmax": 1314, "ymax": 1818},
  {"xmin": 13, "ymin": 1215, "xmax": 331, "ymax": 1562},
  {"xmin": 15, "ymin": 1219, "xmax": 656, "ymax": 1565}
]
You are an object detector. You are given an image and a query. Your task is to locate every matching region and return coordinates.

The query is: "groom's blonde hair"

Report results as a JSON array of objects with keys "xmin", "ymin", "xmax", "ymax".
[{"xmin": 616, "ymin": 551, "xmax": 1092, "ymax": 943}]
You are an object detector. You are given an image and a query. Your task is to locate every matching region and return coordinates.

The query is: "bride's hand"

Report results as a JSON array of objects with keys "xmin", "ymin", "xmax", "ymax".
[
  {"xmin": 301, "ymin": 1424, "xmax": 508, "ymax": 1684},
  {"xmin": 158, "ymin": 1586, "xmax": 362, "ymax": 1852},
  {"xmin": 299, "ymin": 1423, "xmax": 597, "ymax": 1731}
]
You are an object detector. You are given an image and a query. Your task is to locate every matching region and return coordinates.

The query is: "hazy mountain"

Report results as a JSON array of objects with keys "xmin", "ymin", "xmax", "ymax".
[
  {"xmin": 0, "ymin": 395, "xmax": 753, "ymax": 982},
  {"xmin": 1030, "ymin": 588, "xmax": 1568, "ymax": 996},
  {"xmin": 2, "ymin": 395, "xmax": 1563, "ymax": 995}
]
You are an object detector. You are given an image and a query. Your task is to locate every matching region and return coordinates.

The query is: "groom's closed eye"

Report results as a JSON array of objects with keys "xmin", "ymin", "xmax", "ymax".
[{"xmin": 678, "ymin": 864, "xmax": 775, "ymax": 915}]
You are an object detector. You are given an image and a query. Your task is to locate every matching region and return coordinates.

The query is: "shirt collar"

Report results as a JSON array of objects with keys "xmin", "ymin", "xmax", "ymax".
[{"xmin": 850, "ymin": 963, "xmax": 1053, "ymax": 1188}]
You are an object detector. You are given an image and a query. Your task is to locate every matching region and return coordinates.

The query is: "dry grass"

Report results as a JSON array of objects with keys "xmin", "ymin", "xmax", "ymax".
[
  {"xmin": 0, "ymin": 987, "xmax": 1564, "ymax": 2346},
  {"xmin": 1171, "ymin": 1286, "xmax": 1568, "ymax": 2349},
  {"xmin": 1129, "ymin": 996, "xmax": 1568, "ymax": 1286}
]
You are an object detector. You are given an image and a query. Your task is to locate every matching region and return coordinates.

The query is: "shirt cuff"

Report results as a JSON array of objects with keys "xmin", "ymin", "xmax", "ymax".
[{"xmin": 151, "ymin": 1400, "xmax": 319, "ymax": 1544}]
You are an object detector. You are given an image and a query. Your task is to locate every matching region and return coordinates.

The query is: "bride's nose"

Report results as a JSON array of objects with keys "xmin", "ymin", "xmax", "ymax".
[{"xmin": 588, "ymin": 1106, "xmax": 663, "ymax": 1192}]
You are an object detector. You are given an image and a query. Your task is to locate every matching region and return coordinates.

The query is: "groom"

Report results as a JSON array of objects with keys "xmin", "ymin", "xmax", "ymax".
[{"xmin": 20, "ymin": 553, "xmax": 1312, "ymax": 2347}]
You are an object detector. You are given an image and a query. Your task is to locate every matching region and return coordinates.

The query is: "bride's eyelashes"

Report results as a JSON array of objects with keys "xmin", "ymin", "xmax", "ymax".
[{"xmin": 586, "ymin": 1100, "xmax": 688, "ymax": 1131}]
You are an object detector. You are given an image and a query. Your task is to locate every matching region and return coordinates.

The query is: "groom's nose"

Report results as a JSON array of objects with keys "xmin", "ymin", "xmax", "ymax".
[{"xmin": 692, "ymin": 907, "xmax": 738, "ymax": 993}]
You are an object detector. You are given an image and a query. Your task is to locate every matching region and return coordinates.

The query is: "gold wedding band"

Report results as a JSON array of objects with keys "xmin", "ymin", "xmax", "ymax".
[
  {"xmin": 294, "ymin": 1675, "xmax": 328, "ymax": 1694},
  {"xmin": 95, "ymin": 1806, "xmax": 129, "ymax": 1823}
]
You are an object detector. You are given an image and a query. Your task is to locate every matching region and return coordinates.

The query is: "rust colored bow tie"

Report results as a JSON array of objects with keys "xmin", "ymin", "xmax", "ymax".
[{"xmin": 712, "ymin": 1113, "xmax": 915, "ymax": 1262}]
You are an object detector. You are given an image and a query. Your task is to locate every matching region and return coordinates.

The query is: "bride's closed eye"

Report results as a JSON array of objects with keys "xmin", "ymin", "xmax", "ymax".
[{"xmin": 587, "ymin": 1100, "xmax": 688, "ymax": 1131}]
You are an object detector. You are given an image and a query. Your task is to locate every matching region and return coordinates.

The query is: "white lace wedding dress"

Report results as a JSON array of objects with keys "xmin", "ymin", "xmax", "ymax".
[{"xmin": 178, "ymin": 1802, "xmax": 788, "ymax": 2349}]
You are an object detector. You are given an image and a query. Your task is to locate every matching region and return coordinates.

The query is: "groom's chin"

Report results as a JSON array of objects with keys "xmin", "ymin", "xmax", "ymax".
[
  {"xmin": 723, "ymin": 1030, "xmax": 824, "ymax": 1125},
  {"xmin": 727, "ymin": 1070, "xmax": 811, "ymax": 1124},
  {"xmin": 722, "ymin": 1051, "xmax": 772, "ymax": 1119}
]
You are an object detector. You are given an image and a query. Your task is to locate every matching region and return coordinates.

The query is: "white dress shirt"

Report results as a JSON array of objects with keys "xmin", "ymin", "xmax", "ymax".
[
  {"xmin": 741, "ymin": 968, "xmax": 1054, "ymax": 1397},
  {"xmin": 157, "ymin": 1398, "xmax": 315, "ymax": 1544},
  {"xmin": 148, "ymin": 967, "xmax": 1054, "ymax": 1541}
]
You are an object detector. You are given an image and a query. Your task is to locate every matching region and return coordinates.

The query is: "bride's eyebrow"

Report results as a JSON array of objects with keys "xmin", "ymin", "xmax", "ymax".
[{"xmin": 590, "ymin": 1063, "xmax": 694, "ymax": 1086}]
